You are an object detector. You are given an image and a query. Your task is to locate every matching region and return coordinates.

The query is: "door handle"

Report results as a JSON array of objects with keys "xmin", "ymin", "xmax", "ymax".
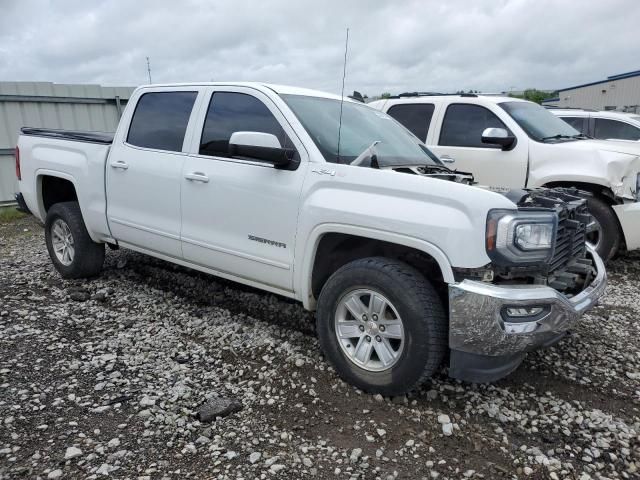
[
  {"xmin": 110, "ymin": 161, "xmax": 129, "ymax": 170},
  {"xmin": 184, "ymin": 172, "xmax": 209, "ymax": 183},
  {"xmin": 440, "ymin": 155, "xmax": 455, "ymax": 163}
]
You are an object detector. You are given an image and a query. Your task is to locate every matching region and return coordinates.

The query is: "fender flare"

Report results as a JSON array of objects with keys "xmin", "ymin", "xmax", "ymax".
[
  {"xmin": 297, "ymin": 223, "xmax": 455, "ymax": 310},
  {"xmin": 34, "ymin": 169, "xmax": 100, "ymax": 242},
  {"xmin": 35, "ymin": 169, "xmax": 78, "ymax": 219}
]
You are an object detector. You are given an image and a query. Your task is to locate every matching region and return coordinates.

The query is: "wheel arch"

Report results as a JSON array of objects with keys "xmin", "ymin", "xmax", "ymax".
[
  {"xmin": 36, "ymin": 170, "xmax": 79, "ymax": 219},
  {"xmin": 542, "ymin": 180, "xmax": 619, "ymax": 205},
  {"xmin": 300, "ymin": 224, "xmax": 454, "ymax": 311},
  {"xmin": 543, "ymin": 180, "xmax": 626, "ymax": 253}
]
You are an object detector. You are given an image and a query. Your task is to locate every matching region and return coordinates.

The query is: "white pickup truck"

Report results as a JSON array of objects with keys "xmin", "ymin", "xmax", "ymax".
[
  {"xmin": 15, "ymin": 83, "xmax": 606, "ymax": 394},
  {"xmin": 369, "ymin": 94, "xmax": 640, "ymax": 261}
]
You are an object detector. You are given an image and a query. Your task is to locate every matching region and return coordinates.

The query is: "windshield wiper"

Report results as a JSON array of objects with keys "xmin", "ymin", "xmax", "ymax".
[
  {"xmin": 540, "ymin": 134, "xmax": 574, "ymax": 142},
  {"xmin": 572, "ymin": 133, "xmax": 591, "ymax": 139},
  {"xmin": 350, "ymin": 141, "xmax": 381, "ymax": 168}
]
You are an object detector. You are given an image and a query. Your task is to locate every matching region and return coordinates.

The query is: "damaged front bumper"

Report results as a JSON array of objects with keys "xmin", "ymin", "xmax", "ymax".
[
  {"xmin": 613, "ymin": 201, "xmax": 640, "ymax": 251},
  {"xmin": 447, "ymin": 246, "xmax": 606, "ymax": 383}
]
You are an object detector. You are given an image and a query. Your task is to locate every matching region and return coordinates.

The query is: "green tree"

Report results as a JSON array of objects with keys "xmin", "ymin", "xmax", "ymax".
[
  {"xmin": 509, "ymin": 89, "xmax": 558, "ymax": 105},
  {"xmin": 380, "ymin": 92, "xmax": 392, "ymax": 99}
]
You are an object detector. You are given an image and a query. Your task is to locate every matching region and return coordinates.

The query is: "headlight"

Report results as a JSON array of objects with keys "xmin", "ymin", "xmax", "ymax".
[
  {"xmin": 486, "ymin": 209, "xmax": 557, "ymax": 265},
  {"xmin": 514, "ymin": 223, "xmax": 554, "ymax": 250}
]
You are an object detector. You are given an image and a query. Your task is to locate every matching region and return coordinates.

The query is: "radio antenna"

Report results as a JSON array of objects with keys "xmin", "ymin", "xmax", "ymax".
[
  {"xmin": 146, "ymin": 56, "xmax": 153, "ymax": 84},
  {"xmin": 336, "ymin": 28, "xmax": 349, "ymax": 163}
]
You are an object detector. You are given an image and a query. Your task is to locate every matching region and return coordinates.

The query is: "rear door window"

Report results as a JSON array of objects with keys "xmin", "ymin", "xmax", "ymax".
[
  {"xmin": 439, "ymin": 104, "xmax": 509, "ymax": 148},
  {"xmin": 594, "ymin": 118, "xmax": 640, "ymax": 141},
  {"xmin": 387, "ymin": 103, "xmax": 435, "ymax": 142},
  {"xmin": 127, "ymin": 91, "xmax": 198, "ymax": 152}
]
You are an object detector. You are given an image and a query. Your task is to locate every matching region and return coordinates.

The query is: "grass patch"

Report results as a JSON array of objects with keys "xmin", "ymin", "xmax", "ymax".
[{"xmin": 0, "ymin": 207, "xmax": 27, "ymax": 223}]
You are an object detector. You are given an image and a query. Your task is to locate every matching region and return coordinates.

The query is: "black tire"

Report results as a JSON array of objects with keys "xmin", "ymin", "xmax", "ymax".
[
  {"xmin": 587, "ymin": 196, "xmax": 621, "ymax": 261},
  {"xmin": 45, "ymin": 202, "xmax": 105, "ymax": 279},
  {"xmin": 316, "ymin": 257, "xmax": 447, "ymax": 396}
]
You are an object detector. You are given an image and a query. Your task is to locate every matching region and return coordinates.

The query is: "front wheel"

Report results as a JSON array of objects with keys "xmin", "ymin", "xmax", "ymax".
[
  {"xmin": 45, "ymin": 202, "xmax": 105, "ymax": 279},
  {"xmin": 586, "ymin": 196, "xmax": 621, "ymax": 261},
  {"xmin": 316, "ymin": 257, "xmax": 448, "ymax": 396}
]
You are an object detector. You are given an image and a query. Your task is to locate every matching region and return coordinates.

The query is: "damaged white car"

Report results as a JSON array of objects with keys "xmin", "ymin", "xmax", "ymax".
[{"xmin": 370, "ymin": 94, "xmax": 640, "ymax": 260}]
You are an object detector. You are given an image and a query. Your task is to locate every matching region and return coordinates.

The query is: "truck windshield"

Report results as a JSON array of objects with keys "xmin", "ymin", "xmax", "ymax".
[
  {"xmin": 499, "ymin": 101, "xmax": 582, "ymax": 142},
  {"xmin": 281, "ymin": 94, "xmax": 441, "ymax": 166}
]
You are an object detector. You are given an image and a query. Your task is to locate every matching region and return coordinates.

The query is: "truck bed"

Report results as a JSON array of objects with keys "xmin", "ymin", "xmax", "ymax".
[{"xmin": 20, "ymin": 127, "xmax": 114, "ymax": 145}]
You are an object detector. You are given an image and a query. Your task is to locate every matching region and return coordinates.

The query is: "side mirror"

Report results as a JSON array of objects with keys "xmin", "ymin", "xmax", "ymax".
[
  {"xmin": 481, "ymin": 127, "xmax": 516, "ymax": 150},
  {"xmin": 228, "ymin": 132, "xmax": 297, "ymax": 168}
]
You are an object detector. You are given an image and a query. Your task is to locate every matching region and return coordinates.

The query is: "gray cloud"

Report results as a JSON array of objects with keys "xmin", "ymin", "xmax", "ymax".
[{"xmin": 1, "ymin": 0, "xmax": 638, "ymax": 96}]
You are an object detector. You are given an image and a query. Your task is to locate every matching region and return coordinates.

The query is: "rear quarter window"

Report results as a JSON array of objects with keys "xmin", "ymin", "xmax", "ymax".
[
  {"xmin": 127, "ymin": 91, "xmax": 198, "ymax": 152},
  {"xmin": 386, "ymin": 103, "xmax": 435, "ymax": 142}
]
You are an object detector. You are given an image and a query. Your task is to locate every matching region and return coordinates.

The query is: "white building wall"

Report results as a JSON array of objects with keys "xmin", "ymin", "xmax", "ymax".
[{"xmin": 0, "ymin": 81, "xmax": 135, "ymax": 204}]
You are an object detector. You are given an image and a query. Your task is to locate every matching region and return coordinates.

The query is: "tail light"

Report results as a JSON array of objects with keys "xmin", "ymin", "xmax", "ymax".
[{"xmin": 15, "ymin": 146, "xmax": 21, "ymax": 180}]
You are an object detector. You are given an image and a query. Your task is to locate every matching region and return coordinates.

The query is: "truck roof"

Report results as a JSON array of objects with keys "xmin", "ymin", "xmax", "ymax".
[
  {"xmin": 135, "ymin": 82, "xmax": 356, "ymax": 103},
  {"xmin": 550, "ymin": 109, "xmax": 640, "ymax": 120},
  {"xmin": 370, "ymin": 93, "xmax": 530, "ymax": 106}
]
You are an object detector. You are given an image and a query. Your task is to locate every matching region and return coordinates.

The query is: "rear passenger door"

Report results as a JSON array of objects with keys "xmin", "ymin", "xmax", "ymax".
[
  {"xmin": 429, "ymin": 102, "xmax": 528, "ymax": 188},
  {"xmin": 180, "ymin": 87, "xmax": 307, "ymax": 293},
  {"xmin": 106, "ymin": 88, "xmax": 200, "ymax": 258}
]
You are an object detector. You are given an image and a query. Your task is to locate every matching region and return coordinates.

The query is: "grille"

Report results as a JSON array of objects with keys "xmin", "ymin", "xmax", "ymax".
[
  {"xmin": 515, "ymin": 187, "xmax": 592, "ymax": 276},
  {"xmin": 549, "ymin": 207, "xmax": 588, "ymax": 272}
]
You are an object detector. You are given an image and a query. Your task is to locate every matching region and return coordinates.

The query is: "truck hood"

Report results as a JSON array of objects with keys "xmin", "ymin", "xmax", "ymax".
[{"xmin": 529, "ymin": 139, "xmax": 640, "ymax": 201}]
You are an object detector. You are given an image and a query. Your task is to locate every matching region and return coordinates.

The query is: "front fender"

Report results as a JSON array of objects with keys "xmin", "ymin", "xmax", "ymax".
[
  {"xmin": 529, "ymin": 143, "xmax": 640, "ymax": 200},
  {"xmin": 298, "ymin": 224, "xmax": 455, "ymax": 310}
]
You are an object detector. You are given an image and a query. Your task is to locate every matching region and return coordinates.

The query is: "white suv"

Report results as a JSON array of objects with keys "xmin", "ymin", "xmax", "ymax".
[
  {"xmin": 550, "ymin": 108, "xmax": 640, "ymax": 142},
  {"xmin": 369, "ymin": 94, "xmax": 640, "ymax": 261}
]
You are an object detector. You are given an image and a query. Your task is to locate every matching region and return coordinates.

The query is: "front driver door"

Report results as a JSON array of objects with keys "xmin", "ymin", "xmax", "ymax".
[
  {"xmin": 429, "ymin": 102, "xmax": 528, "ymax": 189},
  {"xmin": 180, "ymin": 87, "xmax": 307, "ymax": 292}
]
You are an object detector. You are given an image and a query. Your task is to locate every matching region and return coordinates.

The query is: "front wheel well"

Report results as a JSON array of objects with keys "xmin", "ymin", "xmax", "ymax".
[
  {"xmin": 310, "ymin": 233, "xmax": 446, "ymax": 302},
  {"xmin": 40, "ymin": 176, "xmax": 78, "ymax": 212},
  {"xmin": 542, "ymin": 181, "xmax": 618, "ymax": 205},
  {"xmin": 544, "ymin": 181, "xmax": 626, "ymax": 253}
]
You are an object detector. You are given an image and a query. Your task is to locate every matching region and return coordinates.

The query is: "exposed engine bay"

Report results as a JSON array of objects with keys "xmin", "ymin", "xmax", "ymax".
[
  {"xmin": 390, "ymin": 164, "xmax": 475, "ymax": 184},
  {"xmin": 350, "ymin": 141, "xmax": 475, "ymax": 185}
]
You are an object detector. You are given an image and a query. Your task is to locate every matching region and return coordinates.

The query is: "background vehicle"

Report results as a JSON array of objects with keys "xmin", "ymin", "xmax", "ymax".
[
  {"xmin": 370, "ymin": 94, "xmax": 640, "ymax": 261},
  {"xmin": 549, "ymin": 108, "xmax": 640, "ymax": 142},
  {"xmin": 15, "ymin": 83, "xmax": 605, "ymax": 394}
]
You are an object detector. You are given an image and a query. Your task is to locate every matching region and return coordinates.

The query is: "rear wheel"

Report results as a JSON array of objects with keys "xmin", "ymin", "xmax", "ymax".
[
  {"xmin": 316, "ymin": 257, "xmax": 447, "ymax": 396},
  {"xmin": 45, "ymin": 202, "xmax": 105, "ymax": 278},
  {"xmin": 586, "ymin": 196, "xmax": 621, "ymax": 261}
]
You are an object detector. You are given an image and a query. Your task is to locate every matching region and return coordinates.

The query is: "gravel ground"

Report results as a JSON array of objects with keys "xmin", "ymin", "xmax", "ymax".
[{"xmin": 1, "ymin": 216, "xmax": 639, "ymax": 480}]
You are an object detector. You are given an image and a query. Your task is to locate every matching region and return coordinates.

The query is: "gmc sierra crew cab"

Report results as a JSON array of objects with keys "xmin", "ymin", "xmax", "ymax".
[
  {"xmin": 370, "ymin": 94, "xmax": 640, "ymax": 261},
  {"xmin": 15, "ymin": 83, "xmax": 606, "ymax": 395}
]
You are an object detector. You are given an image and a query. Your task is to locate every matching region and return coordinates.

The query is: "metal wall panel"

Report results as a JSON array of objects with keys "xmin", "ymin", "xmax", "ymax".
[
  {"xmin": 556, "ymin": 76, "xmax": 640, "ymax": 111},
  {"xmin": 0, "ymin": 81, "xmax": 136, "ymax": 203},
  {"xmin": 0, "ymin": 154, "xmax": 16, "ymax": 206}
]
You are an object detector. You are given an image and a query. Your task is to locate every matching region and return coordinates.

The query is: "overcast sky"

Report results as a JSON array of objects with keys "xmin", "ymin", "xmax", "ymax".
[{"xmin": 1, "ymin": 0, "xmax": 639, "ymax": 96}]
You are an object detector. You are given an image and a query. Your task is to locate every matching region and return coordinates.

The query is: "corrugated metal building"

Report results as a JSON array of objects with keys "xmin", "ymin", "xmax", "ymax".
[
  {"xmin": 543, "ymin": 69, "xmax": 640, "ymax": 112},
  {"xmin": 0, "ymin": 81, "xmax": 136, "ymax": 205}
]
